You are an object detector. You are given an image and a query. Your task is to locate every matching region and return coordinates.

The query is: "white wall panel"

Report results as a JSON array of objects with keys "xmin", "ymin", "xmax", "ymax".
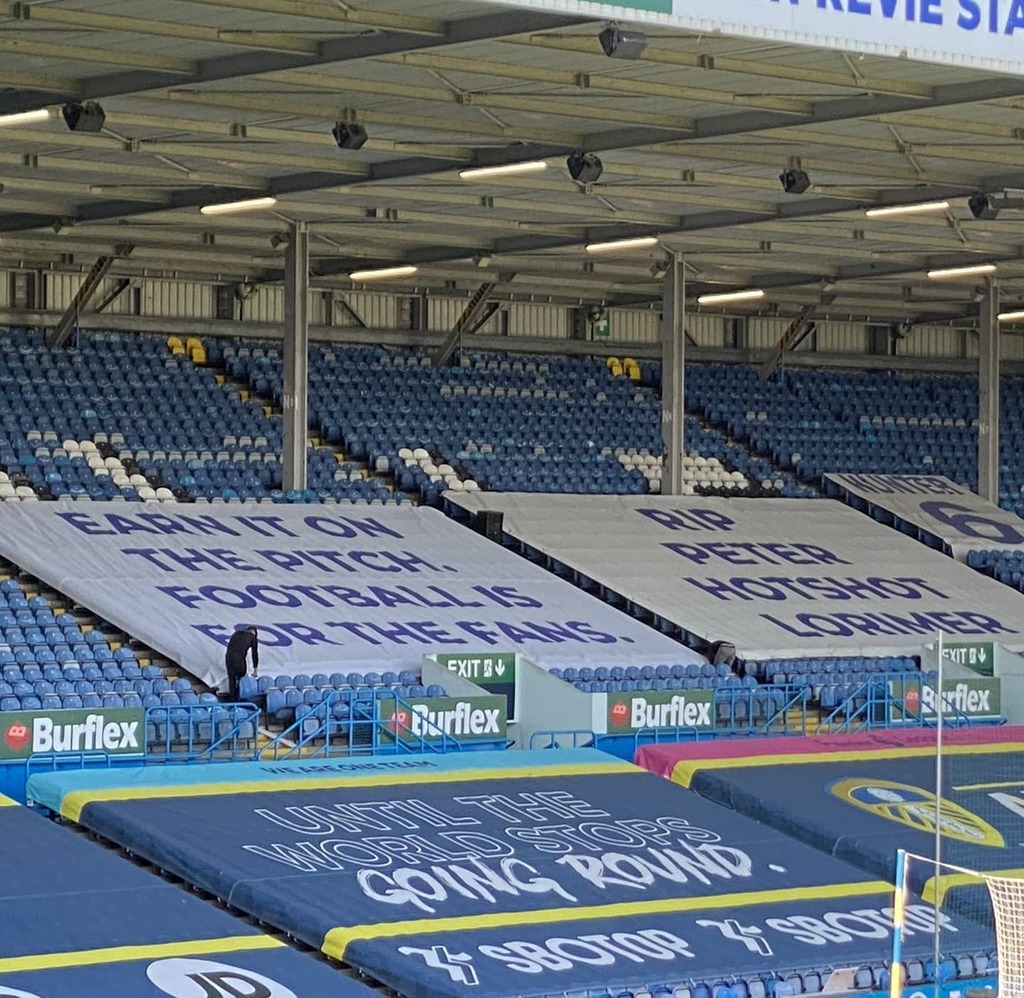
[
  {"xmin": 340, "ymin": 291, "xmax": 398, "ymax": 329},
  {"xmin": 472, "ymin": 307, "xmax": 502, "ymax": 336},
  {"xmin": 508, "ymin": 302, "xmax": 569, "ymax": 338},
  {"xmin": 45, "ymin": 273, "xmax": 77, "ymax": 312},
  {"xmin": 611, "ymin": 309, "xmax": 659, "ymax": 343},
  {"xmin": 427, "ymin": 296, "xmax": 465, "ymax": 332},
  {"xmin": 0, "ymin": 273, "xmax": 9, "ymax": 309},
  {"xmin": 142, "ymin": 280, "xmax": 212, "ymax": 319},
  {"xmin": 243, "ymin": 285, "xmax": 283, "ymax": 324},
  {"xmin": 688, "ymin": 312, "xmax": 724, "ymax": 347},
  {"xmin": 817, "ymin": 321, "xmax": 869, "ymax": 354},
  {"xmin": 308, "ymin": 291, "xmax": 327, "ymax": 327},
  {"xmin": 99, "ymin": 278, "xmax": 133, "ymax": 316},
  {"xmin": 900, "ymin": 325, "xmax": 960, "ymax": 357},
  {"xmin": 747, "ymin": 317, "xmax": 788, "ymax": 349},
  {"xmin": 1002, "ymin": 332, "xmax": 1024, "ymax": 363}
]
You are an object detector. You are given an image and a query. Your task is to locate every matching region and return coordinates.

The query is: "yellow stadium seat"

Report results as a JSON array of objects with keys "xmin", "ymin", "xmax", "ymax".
[
  {"xmin": 622, "ymin": 357, "xmax": 637, "ymax": 368},
  {"xmin": 626, "ymin": 363, "xmax": 641, "ymax": 381},
  {"xmin": 166, "ymin": 336, "xmax": 183, "ymax": 351},
  {"xmin": 609, "ymin": 361, "xmax": 623, "ymax": 377},
  {"xmin": 606, "ymin": 356, "xmax": 620, "ymax": 370},
  {"xmin": 189, "ymin": 344, "xmax": 207, "ymax": 364}
]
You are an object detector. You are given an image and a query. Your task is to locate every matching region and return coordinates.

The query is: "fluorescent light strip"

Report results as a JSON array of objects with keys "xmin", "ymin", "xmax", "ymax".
[
  {"xmin": 927, "ymin": 263, "xmax": 997, "ymax": 279},
  {"xmin": 585, "ymin": 236, "xmax": 659, "ymax": 254},
  {"xmin": 348, "ymin": 265, "xmax": 419, "ymax": 282},
  {"xmin": 998, "ymin": 310, "xmax": 1024, "ymax": 322},
  {"xmin": 0, "ymin": 108, "xmax": 51, "ymax": 128},
  {"xmin": 459, "ymin": 160, "xmax": 547, "ymax": 181},
  {"xmin": 697, "ymin": 288, "xmax": 765, "ymax": 305},
  {"xmin": 865, "ymin": 200, "xmax": 950, "ymax": 218},
  {"xmin": 200, "ymin": 196, "xmax": 277, "ymax": 216}
]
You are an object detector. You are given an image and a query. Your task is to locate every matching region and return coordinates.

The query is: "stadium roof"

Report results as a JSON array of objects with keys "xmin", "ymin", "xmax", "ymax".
[{"xmin": 1, "ymin": 0, "xmax": 1023, "ymax": 325}]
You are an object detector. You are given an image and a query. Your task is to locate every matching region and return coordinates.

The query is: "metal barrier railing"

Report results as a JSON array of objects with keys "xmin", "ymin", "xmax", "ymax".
[
  {"xmin": 528, "ymin": 729, "xmax": 595, "ymax": 750},
  {"xmin": 25, "ymin": 750, "xmax": 115, "ymax": 788},
  {"xmin": 144, "ymin": 702, "xmax": 262, "ymax": 763},
  {"xmin": 816, "ymin": 672, "xmax": 978, "ymax": 734},
  {"xmin": 257, "ymin": 689, "xmax": 465, "ymax": 761},
  {"xmin": 716, "ymin": 684, "xmax": 811, "ymax": 734}
]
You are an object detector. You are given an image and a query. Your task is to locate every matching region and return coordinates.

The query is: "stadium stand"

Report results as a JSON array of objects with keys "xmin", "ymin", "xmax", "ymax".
[
  {"xmin": 687, "ymin": 364, "xmax": 1024, "ymax": 511},
  {"xmin": 210, "ymin": 339, "xmax": 809, "ymax": 500},
  {"xmin": 4, "ymin": 327, "xmax": 1014, "ymax": 749},
  {"xmin": 16, "ymin": 328, "xmax": 1015, "ymax": 511},
  {"xmin": 0, "ymin": 327, "xmax": 406, "ymax": 505},
  {"xmin": 0, "ymin": 556, "xmax": 266, "ymax": 755}
]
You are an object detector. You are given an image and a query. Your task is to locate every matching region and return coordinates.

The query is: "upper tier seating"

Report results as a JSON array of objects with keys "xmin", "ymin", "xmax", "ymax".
[
  {"xmin": 0, "ymin": 328, "xmax": 407, "ymax": 504},
  {"xmin": 213, "ymin": 341, "xmax": 809, "ymax": 501},
  {"xmin": 687, "ymin": 364, "xmax": 1024, "ymax": 512}
]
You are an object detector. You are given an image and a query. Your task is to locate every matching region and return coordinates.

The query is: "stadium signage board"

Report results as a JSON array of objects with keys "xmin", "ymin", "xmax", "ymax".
[
  {"xmin": 0, "ymin": 502, "xmax": 695, "ymax": 688},
  {"xmin": 944, "ymin": 640, "xmax": 995, "ymax": 675},
  {"xmin": 434, "ymin": 650, "xmax": 519, "ymax": 721},
  {"xmin": 477, "ymin": 0, "xmax": 1024, "ymax": 76},
  {"xmin": 825, "ymin": 473, "xmax": 1024, "ymax": 560},
  {"xmin": 892, "ymin": 676, "xmax": 1002, "ymax": 719},
  {"xmin": 379, "ymin": 694, "xmax": 508, "ymax": 743},
  {"xmin": 435, "ymin": 651, "xmax": 515, "ymax": 684},
  {"xmin": 0, "ymin": 708, "xmax": 145, "ymax": 760},
  {"xmin": 449, "ymin": 493, "xmax": 1024, "ymax": 659},
  {"xmin": 606, "ymin": 689, "xmax": 715, "ymax": 733}
]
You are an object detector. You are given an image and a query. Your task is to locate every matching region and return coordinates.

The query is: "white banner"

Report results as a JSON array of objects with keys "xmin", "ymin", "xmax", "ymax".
[
  {"xmin": 483, "ymin": 0, "xmax": 1024, "ymax": 76},
  {"xmin": 450, "ymin": 493, "xmax": 1024, "ymax": 659},
  {"xmin": 0, "ymin": 502, "xmax": 695, "ymax": 686},
  {"xmin": 825, "ymin": 473, "xmax": 1024, "ymax": 560}
]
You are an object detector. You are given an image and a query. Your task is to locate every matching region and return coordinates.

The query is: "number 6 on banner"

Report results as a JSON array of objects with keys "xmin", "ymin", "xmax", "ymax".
[{"xmin": 919, "ymin": 501, "xmax": 1024, "ymax": 544}]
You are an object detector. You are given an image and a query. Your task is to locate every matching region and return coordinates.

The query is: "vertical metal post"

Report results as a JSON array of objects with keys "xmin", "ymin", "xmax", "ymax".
[
  {"xmin": 933, "ymin": 631, "xmax": 945, "ymax": 998},
  {"xmin": 661, "ymin": 252, "xmax": 686, "ymax": 495},
  {"xmin": 978, "ymin": 277, "xmax": 1000, "ymax": 504},
  {"xmin": 891, "ymin": 848, "xmax": 907, "ymax": 998},
  {"xmin": 282, "ymin": 220, "xmax": 309, "ymax": 493}
]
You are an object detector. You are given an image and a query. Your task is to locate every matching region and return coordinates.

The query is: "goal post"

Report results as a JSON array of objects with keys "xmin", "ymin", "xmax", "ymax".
[
  {"xmin": 982, "ymin": 874, "xmax": 1023, "ymax": 998},
  {"xmin": 892, "ymin": 850, "xmax": 1003, "ymax": 998}
]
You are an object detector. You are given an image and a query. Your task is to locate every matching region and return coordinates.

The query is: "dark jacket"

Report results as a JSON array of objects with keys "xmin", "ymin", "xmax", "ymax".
[{"xmin": 225, "ymin": 629, "xmax": 259, "ymax": 674}]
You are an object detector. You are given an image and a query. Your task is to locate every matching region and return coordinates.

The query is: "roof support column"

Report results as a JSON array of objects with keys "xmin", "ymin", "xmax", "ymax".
[
  {"xmin": 978, "ymin": 276, "xmax": 1000, "ymax": 504},
  {"xmin": 282, "ymin": 220, "xmax": 309, "ymax": 494},
  {"xmin": 661, "ymin": 251, "xmax": 686, "ymax": 496}
]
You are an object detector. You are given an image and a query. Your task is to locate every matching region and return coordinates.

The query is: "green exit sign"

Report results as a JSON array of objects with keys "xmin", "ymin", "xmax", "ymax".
[
  {"xmin": 944, "ymin": 642, "xmax": 994, "ymax": 675},
  {"xmin": 435, "ymin": 652, "xmax": 517, "ymax": 722}
]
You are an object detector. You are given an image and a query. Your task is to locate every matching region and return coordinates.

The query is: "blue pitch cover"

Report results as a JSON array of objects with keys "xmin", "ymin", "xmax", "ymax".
[
  {"xmin": 30, "ymin": 751, "xmax": 993, "ymax": 998},
  {"xmin": 0, "ymin": 794, "xmax": 378, "ymax": 998}
]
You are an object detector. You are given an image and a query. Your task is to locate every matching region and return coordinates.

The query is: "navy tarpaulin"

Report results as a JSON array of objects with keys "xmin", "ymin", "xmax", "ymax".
[
  {"xmin": 27, "ymin": 749, "xmax": 992, "ymax": 998},
  {"xmin": 0, "ymin": 793, "xmax": 378, "ymax": 997},
  {"xmin": 681, "ymin": 740, "xmax": 1024, "ymax": 914}
]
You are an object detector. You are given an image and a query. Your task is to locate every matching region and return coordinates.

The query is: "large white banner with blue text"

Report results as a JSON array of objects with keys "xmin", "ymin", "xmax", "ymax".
[
  {"xmin": 451, "ymin": 493, "xmax": 1024, "ymax": 659},
  {"xmin": 0, "ymin": 502, "xmax": 695, "ymax": 686},
  {"xmin": 483, "ymin": 0, "xmax": 1024, "ymax": 76},
  {"xmin": 826, "ymin": 473, "xmax": 1024, "ymax": 561}
]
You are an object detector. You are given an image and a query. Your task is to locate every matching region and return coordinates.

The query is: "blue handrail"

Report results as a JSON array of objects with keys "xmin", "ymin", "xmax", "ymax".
[
  {"xmin": 144, "ymin": 702, "xmax": 261, "ymax": 763},
  {"xmin": 816, "ymin": 672, "xmax": 979, "ymax": 733},
  {"xmin": 529, "ymin": 729, "xmax": 595, "ymax": 750},
  {"xmin": 25, "ymin": 750, "xmax": 114, "ymax": 788},
  {"xmin": 258, "ymin": 689, "xmax": 464, "ymax": 761}
]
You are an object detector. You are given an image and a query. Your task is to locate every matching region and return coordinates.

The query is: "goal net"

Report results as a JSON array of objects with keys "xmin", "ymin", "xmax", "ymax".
[
  {"xmin": 983, "ymin": 874, "xmax": 1023, "ymax": 998},
  {"xmin": 894, "ymin": 851, "xmax": 1003, "ymax": 996}
]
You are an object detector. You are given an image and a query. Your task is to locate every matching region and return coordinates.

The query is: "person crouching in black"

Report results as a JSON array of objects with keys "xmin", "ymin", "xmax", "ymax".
[{"xmin": 224, "ymin": 624, "xmax": 259, "ymax": 701}]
